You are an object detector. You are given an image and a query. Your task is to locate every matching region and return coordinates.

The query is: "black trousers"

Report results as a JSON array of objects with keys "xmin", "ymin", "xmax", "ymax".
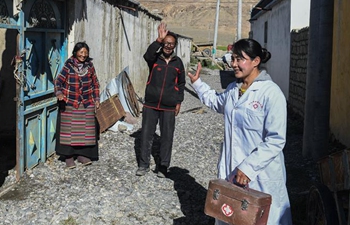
[{"xmin": 139, "ymin": 106, "xmax": 175, "ymax": 168}]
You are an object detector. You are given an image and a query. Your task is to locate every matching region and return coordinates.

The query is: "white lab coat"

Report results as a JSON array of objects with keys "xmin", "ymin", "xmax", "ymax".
[{"xmin": 192, "ymin": 70, "xmax": 293, "ymax": 225}]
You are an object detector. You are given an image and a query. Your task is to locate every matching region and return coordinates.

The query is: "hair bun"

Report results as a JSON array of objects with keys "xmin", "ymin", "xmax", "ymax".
[{"xmin": 261, "ymin": 48, "xmax": 271, "ymax": 63}]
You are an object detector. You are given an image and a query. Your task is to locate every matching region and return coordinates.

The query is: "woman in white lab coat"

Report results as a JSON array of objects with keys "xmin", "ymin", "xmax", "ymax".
[{"xmin": 188, "ymin": 39, "xmax": 293, "ymax": 225}]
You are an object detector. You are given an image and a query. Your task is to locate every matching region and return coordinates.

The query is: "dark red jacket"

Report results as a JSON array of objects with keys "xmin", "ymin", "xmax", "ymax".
[{"xmin": 143, "ymin": 41, "xmax": 186, "ymax": 110}]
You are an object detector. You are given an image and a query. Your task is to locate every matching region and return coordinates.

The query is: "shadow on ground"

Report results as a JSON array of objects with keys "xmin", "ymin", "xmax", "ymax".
[
  {"xmin": 130, "ymin": 129, "xmax": 214, "ymax": 224},
  {"xmin": 168, "ymin": 167, "xmax": 215, "ymax": 225},
  {"xmin": 0, "ymin": 134, "xmax": 16, "ymax": 188}
]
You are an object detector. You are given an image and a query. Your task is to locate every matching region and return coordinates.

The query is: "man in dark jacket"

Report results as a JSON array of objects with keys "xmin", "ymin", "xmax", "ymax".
[{"xmin": 136, "ymin": 22, "xmax": 186, "ymax": 178}]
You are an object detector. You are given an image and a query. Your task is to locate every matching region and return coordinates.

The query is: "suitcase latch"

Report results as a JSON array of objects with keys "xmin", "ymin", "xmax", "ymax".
[
  {"xmin": 260, "ymin": 209, "xmax": 265, "ymax": 218},
  {"xmin": 213, "ymin": 189, "xmax": 220, "ymax": 200},
  {"xmin": 241, "ymin": 199, "xmax": 249, "ymax": 210}
]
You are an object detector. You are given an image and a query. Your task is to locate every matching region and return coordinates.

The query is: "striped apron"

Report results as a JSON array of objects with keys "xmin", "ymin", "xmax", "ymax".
[{"xmin": 59, "ymin": 104, "xmax": 96, "ymax": 146}]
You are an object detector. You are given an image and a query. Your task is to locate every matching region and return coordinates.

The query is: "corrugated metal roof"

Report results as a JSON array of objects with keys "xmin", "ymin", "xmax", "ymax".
[
  {"xmin": 115, "ymin": 0, "xmax": 162, "ymax": 21},
  {"xmin": 251, "ymin": 0, "xmax": 273, "ymax": 18},
  {"xmin": 250, "ymin": 0, "xmax": 284, "ymax": 20},
  {"xmin": 256, "ymin": 0, "xmax": 273, "ymax": 8}
]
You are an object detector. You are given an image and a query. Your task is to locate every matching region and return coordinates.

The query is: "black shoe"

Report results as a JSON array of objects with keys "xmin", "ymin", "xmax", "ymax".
[
  {"xmin": 157, "ymin": 166, "xmax": 168, "ymax": 178},
  {"xmin": 136, "ymin": 167, "xmax": 150, "ymax": 176}
]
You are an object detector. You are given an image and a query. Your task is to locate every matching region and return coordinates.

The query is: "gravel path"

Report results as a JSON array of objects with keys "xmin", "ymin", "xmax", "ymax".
[{"xmin": 0, "ymin": 68, "xmax": 319, "ymax": 225}]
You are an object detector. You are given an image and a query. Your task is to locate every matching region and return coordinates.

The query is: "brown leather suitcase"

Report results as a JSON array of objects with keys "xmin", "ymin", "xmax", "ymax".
[{"xmin": 204, "ymin": 179, "xmax": 271, "ymax": 225}]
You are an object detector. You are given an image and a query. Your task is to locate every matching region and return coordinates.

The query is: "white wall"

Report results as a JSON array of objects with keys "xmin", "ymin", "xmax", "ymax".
[
  {"xmin": 291, "ymin": 0, "xmax": 310, "ymax": 29},
  {"xmin": 67, "ymin": 0, "xmax": 120, "ymax": 92},
  {"xmin": 66, "ymin": 0, "xmax": 192, "ymax": 97},
  {"xmin": 118, "ymin": 8, "xmax": 155, "ymax": 96},
  {"xmin": 176, "ymin": 36, "xmax": 193, "ymax": 72},
  {"xmin": 250, "ymin": 0, "xmax": 291, "ymax": 99}
]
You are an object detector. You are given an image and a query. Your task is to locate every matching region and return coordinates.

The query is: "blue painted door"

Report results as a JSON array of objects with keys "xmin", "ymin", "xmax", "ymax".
[
  {"xmin": 0, "ymin": 0, "xmax": 67, "ymax": 177},
  {"xmin": 21, "ymin": 0, "xmax": 67, "ymax": 173}
]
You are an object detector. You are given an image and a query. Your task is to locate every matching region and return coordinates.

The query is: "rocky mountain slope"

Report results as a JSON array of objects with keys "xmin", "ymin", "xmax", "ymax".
[{"xmin": 139, "ymin": 0, "xmax": 260, "ymax": 46}]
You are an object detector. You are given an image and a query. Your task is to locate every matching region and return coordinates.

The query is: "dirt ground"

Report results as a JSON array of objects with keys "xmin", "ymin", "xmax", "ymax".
[{"xmin": 0, "ymin": 61, "xmax": 346, "ymax": 224}]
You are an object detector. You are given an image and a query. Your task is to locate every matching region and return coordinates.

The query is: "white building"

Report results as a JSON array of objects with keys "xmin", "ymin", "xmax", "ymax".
[{"xmin": 249, "ymin": 0, "xmax": 310, "ymax": 99}]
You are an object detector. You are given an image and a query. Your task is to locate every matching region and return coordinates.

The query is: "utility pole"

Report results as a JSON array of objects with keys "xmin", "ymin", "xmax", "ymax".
[
  {"xmin": 237, "ymin": 0, "xmax": 242, "ymax": 40},
  {"xmin": 212, "ymin": 0, "xmax": 220, "ymax": 65}
]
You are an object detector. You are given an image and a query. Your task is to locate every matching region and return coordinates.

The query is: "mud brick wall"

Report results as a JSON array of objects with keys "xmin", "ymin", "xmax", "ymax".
[{"xmin": 289, "ymin": 27, "xmax": 309, "ymax": 118}]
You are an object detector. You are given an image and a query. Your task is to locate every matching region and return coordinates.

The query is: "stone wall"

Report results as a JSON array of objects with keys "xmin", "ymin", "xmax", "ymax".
[{"xmin": 289, "ymin": 27, "xmax": 309, "ymax": 118}]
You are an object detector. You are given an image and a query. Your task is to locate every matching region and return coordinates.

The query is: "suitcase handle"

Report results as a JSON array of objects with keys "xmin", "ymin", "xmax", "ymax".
[{"xmin": 231, "ymin": 177, "xmax": 249, "ymax": 191}]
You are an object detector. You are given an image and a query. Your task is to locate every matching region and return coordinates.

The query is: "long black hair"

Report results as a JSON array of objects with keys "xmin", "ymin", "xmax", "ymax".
[
  {"xmin": 232, "ymin": 39, "xmax": 271, "ymax": 67},
  {"xmin": 72, "ymin": 42, "xmax": 90, "ymax": 59}
]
